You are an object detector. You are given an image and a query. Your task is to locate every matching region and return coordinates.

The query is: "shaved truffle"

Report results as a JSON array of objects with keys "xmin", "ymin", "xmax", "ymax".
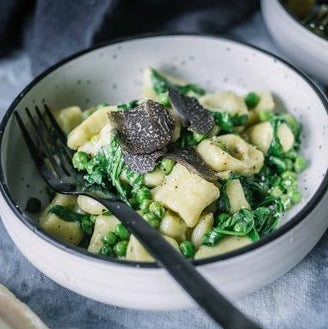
[
  {"xmin": 124, "ymin": 149, "xmax": 165, "ymax": 174},
  {"xmin": 110, "ymin": 100, "xmax": 175, "ymax": 154},
  {"xmin": 166, "ymin": 147, "xmax": 218, "ymax": 182},
  {"xmin": 168, "ymin": 88, "xmax": 214, "ymax": 134}
]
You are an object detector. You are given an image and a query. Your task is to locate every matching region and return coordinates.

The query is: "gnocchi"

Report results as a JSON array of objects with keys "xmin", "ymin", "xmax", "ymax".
[
  {"xmin": 37, "ymin": 68, "xmax": 306, "ymax": 262},
  {"xmin": 152, "ymin": 164, "xmax": 220, "ymax": 227},
  {"xmin": 196, "ymin": 134, "xmax": 264, "ymax": 176}
]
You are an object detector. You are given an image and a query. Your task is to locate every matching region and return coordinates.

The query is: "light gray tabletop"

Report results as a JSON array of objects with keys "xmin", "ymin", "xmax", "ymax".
[{"xmin": 0, "ymin": 12, "xmax": 327, "ymax": 329}]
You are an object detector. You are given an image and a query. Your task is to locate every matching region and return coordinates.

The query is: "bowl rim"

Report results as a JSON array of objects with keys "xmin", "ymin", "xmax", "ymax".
[
  {"xmin": 0, "ymin": 33, "xmax": 328, "ymax": 269},
  {"xmin": 273, "ymin": 0, "xmax": 328, "ymax": 46}
]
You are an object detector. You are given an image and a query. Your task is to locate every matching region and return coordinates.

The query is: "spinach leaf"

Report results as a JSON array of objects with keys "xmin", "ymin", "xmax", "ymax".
[
  {"xmin": 150, "ymin": 69, "xmax": 205, "ymax": 96},
  {"xmin": 248, "ymin": 228, "xmax": 260, "ymax": 242},
  {"xmin": 212, "ymin": 112, "xmax": 249, "ymax": 133},
  {"xmin": 215, "ymin": 208, "xmax": 254, "ymax": 236},
  {"xmin": 202, "ymin": 208, "xmax": 254, "ymax": 246},
  {"xmin": 268, "ymin": 117, "xmax": 285, "ymax": 157},
  {"xmin": 82, "ymin": 136, "xmax": 146, "ymax": 206},
  {"xmin": 48, "ymin": 205, "xmax": 89, "ymax": 222},
  {"xmin": 151, "ymin": 69, "xmax": 171, "ymax": 94},
  {"xmin": 178, "ymin": 84, "xmax": 206, "ymax": 96},
  {"xmin": 253, "ymin": 201, "xmax": 282, "ymax": 236},
  {"xmin": 48, "ymin": 205, "xmax": 94, "ymax": 235},
  {"xmin": 216, "ymin": 183, "xmax": 230, "ymax": 213},
  {"xmin": 202, "ymin": 228, "xmax": 224, "ymax": 247},
  {"xmin": 84, "ymin": 137, "xmax": 128, "ymax": 203},
  {"xmin": 117, "ymin": 100, "xmax": 139, "ymax": 111}
]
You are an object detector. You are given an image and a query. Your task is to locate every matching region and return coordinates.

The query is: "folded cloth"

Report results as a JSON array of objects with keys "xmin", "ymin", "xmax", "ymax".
[{"xmin": 0, "ymin": 0, "xmax": 259, "ymax": 75}]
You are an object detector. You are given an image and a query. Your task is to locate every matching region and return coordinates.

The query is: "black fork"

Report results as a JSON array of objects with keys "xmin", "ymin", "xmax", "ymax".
[{"xmin": 14, "ymin": 105, "xmax": 262, "ymax": 329}]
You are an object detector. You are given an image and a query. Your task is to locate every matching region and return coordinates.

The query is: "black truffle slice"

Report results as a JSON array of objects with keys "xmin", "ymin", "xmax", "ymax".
[
  {"xmin": 124, "ymin": 149, "xmax": 166, "ymax": 174},
  {"xmin": 110, "ymin": 100, "xmax": 175, "ymax": 154},
  {"xmin": 166, "ymin": 147, "xmax": 218, "ymax": 182},
  {"xmin": 168, "ymin": 88, "xmax": 214, "ymax": 134}
]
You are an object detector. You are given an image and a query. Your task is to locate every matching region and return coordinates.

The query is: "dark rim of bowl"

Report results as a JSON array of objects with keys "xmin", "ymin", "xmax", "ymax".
[
  {"xmin": 277, "ymin": 0, "xmax": 328, "ymax": 44},
  {"xmin": 0, "ymin": 33, "xmax": 328, "ymax": 269}
]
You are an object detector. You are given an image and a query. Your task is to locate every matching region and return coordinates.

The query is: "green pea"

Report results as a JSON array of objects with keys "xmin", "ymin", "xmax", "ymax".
[
  {"xmin": 72, "ymin": 151, "xmax": 90, "ymax": 171},
  {"xmin": 281, "ymin": 171, "xmax": 297, "ymax": 181},
  {"xmin": 215, "ymin": 213, "xmax": 230, "ymax": 226},
  {"xmin": 158, "ymin": 92, "xmax": 170, "ymax": 107},
  {"xmin": 89, "ymin": 215, "xmax": 97, "ymax": 223},
  {"xmin": 180, "ymin": 241, "xmax": 195, "ymax": 259},
  {"xmin": 294, "ymin": 156, "xmax": 307, "ymax": 173},
  {"xmin": 102, "ymin": 232, "xmax": 117, "ymax": 246},
  {"xmin": 284, "ymin": 159, "xmax": 294, "ymax": 171},
  {"xmin": 143, "ymin": 213, "xmax": 160, "ymax": 228},
  {"xmin": 285, "ymin": 149, "xmax": 298, "ymax": 160},
  {"xmin": 280, "ymin": 194, "xmax": 292, "ymax": 211},
  {"xmin": 140, "ymin": 199, "xmax": 152, "ymax": 212},
  {"xmin": 25, "ymin": 197, "xmax": 42, "ymax": 213},
  {"xmin": 270, "ymin": 186, "xmax": 283, "ymax": 198},
  {"xmin": 149, "ymin": 201, "xmax": 166, "ymax": 219},
  {"xmin": 160, "ymin": 158, "xmax": 175, "ymax": 175},
  {"xmin": 99, "ymin": 245, "xmax": 113, "ymax": 256},
  {"xmin": 280, "ymin": 171, "xmax": 297, "ymax": 191},
  {"xmin": 114, "ymin": 240, "xmax": 128, "ymax": 257},
  {"xmin": 258, "ymin": 110, "xmax": 274, "ymax": 122},
  {"xmin": 134, "ymin": 186, "xmax": 151, "ymax": 204},
  {"xmin": 115, "ymin": 223, "xmax": 130, "ymax": 240},
  {"xmin": 281, "ymin": 177, "xmax": 296, "ymax": 191},
  {"xmin": 244, "ymin": 92, "xmax": 260, "ymax": 108},
  {"xmin": 192, "ymin": 132, "xmax": 207, "ymax": 143},
  {"xmin": 288, "ymin": 189, "xmax": 302, "ymax": 204}
]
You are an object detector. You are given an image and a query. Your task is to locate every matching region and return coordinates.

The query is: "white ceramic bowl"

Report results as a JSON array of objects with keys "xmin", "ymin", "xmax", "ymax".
[
  {"xmin": 0, "ymin": 35, "xmax": 328, "ymax": 310},
  {"xmin": 262, "ymin": 0, "xmax": 328, "ymax": 85}
]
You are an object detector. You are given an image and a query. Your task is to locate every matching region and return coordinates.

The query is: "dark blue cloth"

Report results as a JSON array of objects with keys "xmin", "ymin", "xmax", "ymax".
[{"xmin": 0, "ymin": 0, "xmax": 259, "ymax": 75}]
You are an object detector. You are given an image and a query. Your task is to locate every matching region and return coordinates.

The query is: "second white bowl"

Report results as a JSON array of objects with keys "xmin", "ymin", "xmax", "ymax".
[{"xmin": 262, "ymin": 0, "xmax": 328, "ymax": 85}]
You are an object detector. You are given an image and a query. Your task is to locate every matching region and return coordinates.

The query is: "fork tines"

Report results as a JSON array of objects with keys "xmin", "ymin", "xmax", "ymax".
[{"xmin": 14, "ymin": 104, "xmax": 74, "ymax": 181}]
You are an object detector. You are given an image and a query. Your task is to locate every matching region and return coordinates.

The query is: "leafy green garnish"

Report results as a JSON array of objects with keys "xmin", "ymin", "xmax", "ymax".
[
  {"xmin": 177, "ymin": 130, "xmax": 207, "ymax": 148},
  {"xmin": 212, "ymin": 112, "xmax": 248, "ymax": 133},
  {"xmin": 48, "ymin": 205, "xmax": 94, "ymax": 235},
  {"xmin": 79, "ymin": 136, "xmax": 145, "ymax": 207},
  {"xmin": 72, "ymin": 151, "xmax": 90, "ymax": 171},
  {"xmin": 203, "ymin": 208, "xmax": 254, "ymax": 246},
  {"xmin": 215, "ymin": 208, "xmax": 254, "ymax": 236},
  {"xmin": 84, "ymin": 137, "xmax": 128, "ymax": 203},
  {"xmin": 48, "ymin": 205, "xmax": 88, "ymax": 222},
  {"xmin": 178, "ymin": 84, "xmax": 206, "ymax": 96},
  {"xmin": 150, "ymin": 69, "xmax": 205, "ymax": 96},
  {"xmin": 117, "ymin": 100, "xmax": 139, "ymax": 111},
  {"xmin": 217, "ymin": 183, "xmax": 231, "ymax": 213},
  {"xmin": 202, "ymin": 228, "xmax": 224, "ymax": 247},
  {"xmin": 268, "ymin": 117, "xmax": 285, "ymax": 157}
]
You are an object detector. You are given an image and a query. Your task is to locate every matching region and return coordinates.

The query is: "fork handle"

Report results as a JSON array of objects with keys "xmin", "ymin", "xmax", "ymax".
[{"xmin": 92, "ymin": 197, "xmax": 261, "ymax": 329}]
